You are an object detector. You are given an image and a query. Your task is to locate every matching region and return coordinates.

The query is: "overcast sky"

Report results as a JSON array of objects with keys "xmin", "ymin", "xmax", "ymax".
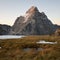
[{"xmin": 0, "ymin": 0, "xmax": 60, "ymax": 26}]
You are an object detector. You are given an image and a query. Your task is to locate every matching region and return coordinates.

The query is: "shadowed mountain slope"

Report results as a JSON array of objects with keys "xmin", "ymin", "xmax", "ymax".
[
  {"xmin": 9, "ymin": 6, "xmax": 56, "ymax": 35},
  {"xmin": 0, "ymin": 24, "xmax": 11, "ymax": 35}
]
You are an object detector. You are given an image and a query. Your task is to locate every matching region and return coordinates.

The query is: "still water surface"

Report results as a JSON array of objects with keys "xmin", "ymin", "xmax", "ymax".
[{"xmin": 0, "ymin": 35, "xmax": 24, "ymax": 39}]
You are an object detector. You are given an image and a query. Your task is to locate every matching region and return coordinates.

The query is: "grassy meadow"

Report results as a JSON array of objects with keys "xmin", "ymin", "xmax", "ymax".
[{"xmin": 0, "ymin": 35, "xmax": 60, "ymax": 60}]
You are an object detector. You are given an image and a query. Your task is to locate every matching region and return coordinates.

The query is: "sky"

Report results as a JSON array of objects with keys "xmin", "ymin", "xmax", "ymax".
[{"xmin": 0, "ymin": 0, "xmax": 60, "ymax": 26}]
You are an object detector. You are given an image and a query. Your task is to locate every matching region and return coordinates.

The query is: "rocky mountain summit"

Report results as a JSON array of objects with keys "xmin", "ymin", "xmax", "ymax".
[
  {"xmin": 9, "ymin": 6, "xmax": 56, "ymax": 35},
  {"xmin": 0, "ymin": 24, "xmax": 11, "ymax": 35}
]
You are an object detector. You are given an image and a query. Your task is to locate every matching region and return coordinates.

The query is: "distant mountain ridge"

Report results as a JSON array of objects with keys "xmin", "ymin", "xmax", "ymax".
[
  {"xmin": 0, "ymin": 24, "xmax": 11, "ymax": 35},
  {"xmin": 9, "ymin": 6, "xmax": 57, "ymax": 35},
  {"xmin": 0, "ymin": 6, "xmax": 60, "ymax": 35}
]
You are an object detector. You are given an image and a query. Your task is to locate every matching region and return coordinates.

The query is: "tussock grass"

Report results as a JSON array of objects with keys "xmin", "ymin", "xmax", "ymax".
[{"xmin": 0, "ymin": 35, "xmax": 60, "ymax": 60}]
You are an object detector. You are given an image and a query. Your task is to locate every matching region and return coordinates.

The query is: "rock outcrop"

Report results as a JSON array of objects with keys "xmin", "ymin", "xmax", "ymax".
[
  {"xmin": 54, "ymin": 25, "xmax": 60, "ymax": 36},
  {"xmin": 55, "ymin": 28, "xmax": 60, "ymax": 36},
  {"xmin": 9, "ymin": 6, "xmax": 56, "ymax": 35},
  {"xmin": 0, "ymin": 24, "xmax": 11, "ymax": 35},
  {"xmin": 54, "ymin": 24, "xmax": 60, "ymax": 29}
]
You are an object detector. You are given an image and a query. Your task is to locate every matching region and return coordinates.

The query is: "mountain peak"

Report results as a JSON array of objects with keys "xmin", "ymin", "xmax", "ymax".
[
  {"xmin": 10, "ymin": 6, "xmax": 56, "ymax": 35},
  {"xmin": 26, "ymin": 6, "xmax": 39, "ymax": 14}
]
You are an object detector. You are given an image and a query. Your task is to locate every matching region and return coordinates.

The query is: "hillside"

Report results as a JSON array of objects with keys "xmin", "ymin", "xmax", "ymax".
[{"xmin": 0, "ymin": 24, "xmax": 11, "ymax": 35}]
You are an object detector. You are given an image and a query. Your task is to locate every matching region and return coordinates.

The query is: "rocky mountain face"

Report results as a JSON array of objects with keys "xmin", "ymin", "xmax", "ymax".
[
  {"xmin": 54, "ymin": 24, "xmax": 60, "ymax": 29},
  {"xmin": 54, "ymin": 24, "xmax": 60, "ymax": 36},
  {"xmin": 0, "ymin": 24, "xmax": 11, "ymax": 35},
  {"xmin": 9, "ymin": 6, "xmax": 56, "ymax": 35}
]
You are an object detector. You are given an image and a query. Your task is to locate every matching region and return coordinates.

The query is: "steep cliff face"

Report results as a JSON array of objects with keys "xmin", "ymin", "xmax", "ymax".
[
  {"xmin": 0, "ymin": 24, "xmax": 11, "ymax": 35},
  {"xmin": 10, "ymin": 6, "xmax": 56, "ymax": 35}
]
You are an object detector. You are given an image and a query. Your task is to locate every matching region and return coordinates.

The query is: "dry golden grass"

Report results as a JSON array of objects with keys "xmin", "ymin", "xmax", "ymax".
[{"xmin": 0, "ymin": 35, "xmax": 60, "ymax": 60}]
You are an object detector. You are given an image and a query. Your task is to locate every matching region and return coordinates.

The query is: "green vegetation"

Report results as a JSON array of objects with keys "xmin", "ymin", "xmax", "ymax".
[{"xmin": 0, "ymin": 35, "xmax": 60, "ymax": 60}]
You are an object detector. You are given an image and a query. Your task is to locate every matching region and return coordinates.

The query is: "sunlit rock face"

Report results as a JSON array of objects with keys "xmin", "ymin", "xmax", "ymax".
[{"xmin": 10, "ymin": 6, "xmax": 56, "ymax": 35}]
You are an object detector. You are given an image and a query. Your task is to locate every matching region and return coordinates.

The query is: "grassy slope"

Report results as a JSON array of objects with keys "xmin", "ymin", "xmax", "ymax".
[{"xmin": 0, "ymin": 35, "xmax": 60, "ymax": 60}]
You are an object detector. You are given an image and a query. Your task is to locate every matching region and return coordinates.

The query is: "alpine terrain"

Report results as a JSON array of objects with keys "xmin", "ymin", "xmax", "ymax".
[{"xmin": 9, "ymin": 6, "xmax": 56, "ymax": 35}]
